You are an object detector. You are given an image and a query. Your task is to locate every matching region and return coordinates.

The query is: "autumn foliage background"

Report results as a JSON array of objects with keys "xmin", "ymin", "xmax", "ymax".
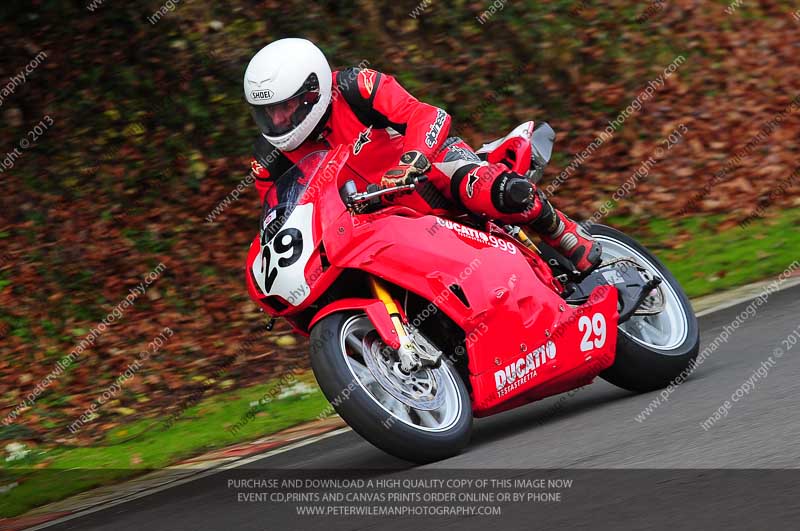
[{"xmin": 1, "ymin": 1, "xmax": 799, "ymax": 444}]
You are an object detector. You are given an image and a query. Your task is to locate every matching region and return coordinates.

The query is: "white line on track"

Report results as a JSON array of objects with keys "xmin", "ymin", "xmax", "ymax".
[
  {"xmin": 695, "ymin": 276, "xmax": 800, "ymax": 317},
  {"xmin": 24, "ymin": 428, "xmax": 352, "ymax": 530}
]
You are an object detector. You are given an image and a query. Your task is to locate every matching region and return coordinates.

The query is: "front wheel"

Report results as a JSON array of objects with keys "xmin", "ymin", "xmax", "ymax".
[
  {"xmin": 310, "ymin": 312, "xmax": 472, "ymax": 463},
  {"xmin": 588, "ymin": 224, "xmax": 700, "ymax": 392}
]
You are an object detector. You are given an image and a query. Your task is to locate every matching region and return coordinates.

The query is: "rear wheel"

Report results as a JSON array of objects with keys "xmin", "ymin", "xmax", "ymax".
[
  {"xmin": 589, "ymin": 224, "xmax": 700, "ymax": 392},
  {"xmin": 310, "ymin": 312, "xmax": 472, "ymax": 463}
]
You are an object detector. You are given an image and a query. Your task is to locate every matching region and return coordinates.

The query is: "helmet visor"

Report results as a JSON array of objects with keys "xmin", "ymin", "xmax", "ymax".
[{"xmin": 250, "ymin": 85, "xmax": 320, "ymax": 137}]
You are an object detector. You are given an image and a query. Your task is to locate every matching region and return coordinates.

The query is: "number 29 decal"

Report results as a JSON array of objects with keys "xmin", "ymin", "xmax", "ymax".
[
  {"xmin": 252, "ymin": 203, "xmax": 315, "ymax": 306},
  {"xmin": 578, "ymin": 313, "xmax": 607, "ymax": 352}
]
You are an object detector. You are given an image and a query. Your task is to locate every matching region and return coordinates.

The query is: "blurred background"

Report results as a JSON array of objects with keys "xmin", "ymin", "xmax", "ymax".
[{"xmin": 1, "ymin": 0, "xmax": 799, "ymax": 516}]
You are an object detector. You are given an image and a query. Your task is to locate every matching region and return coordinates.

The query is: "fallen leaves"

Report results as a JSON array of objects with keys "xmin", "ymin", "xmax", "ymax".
[{"xmin": 1, "ymin": 0, "xmax": 799, "ymax": 446}]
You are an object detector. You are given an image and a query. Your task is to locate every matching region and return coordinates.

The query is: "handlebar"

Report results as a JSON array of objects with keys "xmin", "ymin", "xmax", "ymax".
[{"xmin": 345, "ymin": 175, "xmax": 428, "ymax": 207}]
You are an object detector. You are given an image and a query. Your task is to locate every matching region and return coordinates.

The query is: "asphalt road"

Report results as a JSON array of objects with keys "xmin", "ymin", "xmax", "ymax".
[{"xmin": 43, "ymin": 284, "xmax": 800, "ymax": 530}]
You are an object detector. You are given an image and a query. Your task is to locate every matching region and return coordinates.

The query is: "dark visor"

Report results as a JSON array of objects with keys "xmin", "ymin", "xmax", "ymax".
[{"xmin": 250, "ymin": 74, "xmax": 320, "ymax": 137}]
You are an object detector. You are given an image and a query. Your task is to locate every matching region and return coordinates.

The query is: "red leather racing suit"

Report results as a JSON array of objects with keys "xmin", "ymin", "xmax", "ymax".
[{"xmin": 250, "ymin": 66, "xmax": 541, "ymax": 225}]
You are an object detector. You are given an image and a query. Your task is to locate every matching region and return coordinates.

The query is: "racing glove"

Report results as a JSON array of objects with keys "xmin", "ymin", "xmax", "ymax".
[{"xmin": 381, "ymin": 150, "xmax": 431, "ymax": 188}]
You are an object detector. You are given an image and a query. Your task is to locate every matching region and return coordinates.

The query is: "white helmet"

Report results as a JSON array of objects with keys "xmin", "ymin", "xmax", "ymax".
[{"xmin": 244, "ymin": 38, "xmax": 332, "ymax": 151}]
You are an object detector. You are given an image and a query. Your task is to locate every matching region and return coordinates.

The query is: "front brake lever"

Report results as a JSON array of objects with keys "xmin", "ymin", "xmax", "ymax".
[{"xmin": 347, "ymin": 175, "xmax": 427, "ymax": 206}]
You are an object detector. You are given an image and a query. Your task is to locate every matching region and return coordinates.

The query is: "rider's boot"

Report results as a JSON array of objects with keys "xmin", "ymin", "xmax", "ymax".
[
  {"xmin": 524, "ymin": 189, "xmax": 602, "ymax": 276},
  {"xmin": 495, "ymin": 172, "xmax": 602, "ymax": 275}
]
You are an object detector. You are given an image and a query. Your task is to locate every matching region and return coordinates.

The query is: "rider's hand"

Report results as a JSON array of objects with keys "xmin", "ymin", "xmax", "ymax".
[{"xmin": 380, "ymin": 151, "xmax": 431, "ymax": 188}]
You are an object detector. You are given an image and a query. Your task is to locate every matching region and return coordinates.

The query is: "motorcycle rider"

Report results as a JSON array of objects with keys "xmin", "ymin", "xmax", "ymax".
[{"xmin": 245, "ymin": 38, "xmax": 601, "ymax": 275}]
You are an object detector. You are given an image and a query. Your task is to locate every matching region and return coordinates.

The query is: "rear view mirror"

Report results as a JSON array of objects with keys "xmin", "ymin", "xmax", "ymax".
[
  {"xmin": 527, "ymin": 122, "xmax": 555, "ymax": 183},
  {"xmin": 532, "ymin": 122, "xmax": 555, "ymax": 164}
]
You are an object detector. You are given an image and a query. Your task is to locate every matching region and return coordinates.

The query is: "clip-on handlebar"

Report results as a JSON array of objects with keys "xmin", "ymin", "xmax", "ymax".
[{"xmin": 343, "ymin": 175, "xmax": 428, "ymax": 211}]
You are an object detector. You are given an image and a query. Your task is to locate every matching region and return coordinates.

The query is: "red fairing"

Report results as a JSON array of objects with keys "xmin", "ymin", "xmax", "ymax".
[
  {"xmin": 323, "ymin": 210, "xmax": 618, "ymax": 416},
  {"xmin": 471, "ymin": 285, "xmax": 618, "ymax": 416},
  {"xmin": 308, "ymin": 297, "xmax": 401, "ymax": 350},
  {"xmin": 246, "ymin": 144, "xmax": 622, "ymax": 418}
]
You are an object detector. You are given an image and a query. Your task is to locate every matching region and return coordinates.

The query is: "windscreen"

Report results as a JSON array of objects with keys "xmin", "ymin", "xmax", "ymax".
[{"xmin": 259, "ymin": 150, "xmax": 328, "ymax": 244}]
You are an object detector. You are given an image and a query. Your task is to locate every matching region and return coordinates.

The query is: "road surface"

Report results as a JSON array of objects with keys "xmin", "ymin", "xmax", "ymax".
[{"xmin": 41, "ymin": 284, "xmax": 800, "ymax": 530}]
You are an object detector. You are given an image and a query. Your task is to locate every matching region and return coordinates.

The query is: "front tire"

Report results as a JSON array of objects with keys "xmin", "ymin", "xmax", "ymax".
[
  {"xmin": 310, "ymin": 312, "xmax": 472, "ymax": 463},
  {"xmin": 588, "ymin": 224, "xmax": 700, "ymax": 392}
]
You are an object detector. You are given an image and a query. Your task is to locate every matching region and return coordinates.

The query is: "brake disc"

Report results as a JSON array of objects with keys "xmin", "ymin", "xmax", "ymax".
[{"xmin": 361, "ymin": 333, "xmax": 445, "ymax": 411}]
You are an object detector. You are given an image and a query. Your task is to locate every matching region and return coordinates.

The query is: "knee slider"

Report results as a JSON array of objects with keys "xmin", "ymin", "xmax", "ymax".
[{"xmin": 492, "ymin": 174, "xmax": 534, "ymax": 213}]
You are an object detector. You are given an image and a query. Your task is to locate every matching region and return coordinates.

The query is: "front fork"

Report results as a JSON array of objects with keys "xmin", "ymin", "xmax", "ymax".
[
  {"xmin": 369, "ymin": 276, "xmax": 420, "ymax": 372},
  {"xmin": 369, "ymin": 276, "xmax": 445, "ymax": 372},
  {"xmin": 515, "ymin": 227, "xmax": 540, "ymax": 253}
]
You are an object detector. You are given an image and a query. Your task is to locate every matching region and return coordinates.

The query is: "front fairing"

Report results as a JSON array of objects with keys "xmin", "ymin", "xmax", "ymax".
[
  {"xmin": 246, "ymin": 146, "xmax": 350, "ymax": 315},
  {"xmin": 257, "ymin": 152, "xmax": 323, "ymax": 244}
]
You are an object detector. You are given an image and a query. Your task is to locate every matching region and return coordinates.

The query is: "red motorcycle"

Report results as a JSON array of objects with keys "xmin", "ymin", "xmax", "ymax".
[{"xmin": 245, "ymin": 122, "xmax": 699, "ymax": 463}]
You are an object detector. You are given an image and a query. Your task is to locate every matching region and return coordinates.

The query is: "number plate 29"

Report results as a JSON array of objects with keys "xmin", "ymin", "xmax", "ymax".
[{"xmin": 252, "ymin": 203, "xmax": 315, "ymax": 306}]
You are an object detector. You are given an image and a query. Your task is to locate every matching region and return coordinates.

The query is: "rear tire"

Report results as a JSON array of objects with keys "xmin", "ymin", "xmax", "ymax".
[
  {"xmin": 588, "ymin": 224, "xmax": 700, "ymax": 392},
  {"xmin": 310, "ymin": 312, "xmax": 472, "ymax": 463}
]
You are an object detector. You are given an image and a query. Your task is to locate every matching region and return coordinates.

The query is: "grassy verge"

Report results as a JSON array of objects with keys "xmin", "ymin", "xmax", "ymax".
[
  {"xmin": 608, "ymin": 208, "xmax": 800, "ymax": 298},
  {"xmin": 0, "ymin": 371, "xmax": 329, "ymax": 518},
  {"xmin": 2, "ymin": 208, "xmax": 798, "ymax": 518}
]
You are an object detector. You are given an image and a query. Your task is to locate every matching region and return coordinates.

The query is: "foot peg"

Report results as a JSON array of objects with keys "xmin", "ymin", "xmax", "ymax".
[{"xmin": 503, "ymin": 177, "xmax": 534, "ymax": 211}]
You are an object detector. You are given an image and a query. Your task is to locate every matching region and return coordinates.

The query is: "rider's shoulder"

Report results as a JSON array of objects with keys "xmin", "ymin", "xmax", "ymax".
[
  {"xmin": 253, "ymin": 135, "xmax": 290, "ymax": 174},
  {"xmin": 335, "ymin": 66, "xmax": 385, "ymax": 101}
]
